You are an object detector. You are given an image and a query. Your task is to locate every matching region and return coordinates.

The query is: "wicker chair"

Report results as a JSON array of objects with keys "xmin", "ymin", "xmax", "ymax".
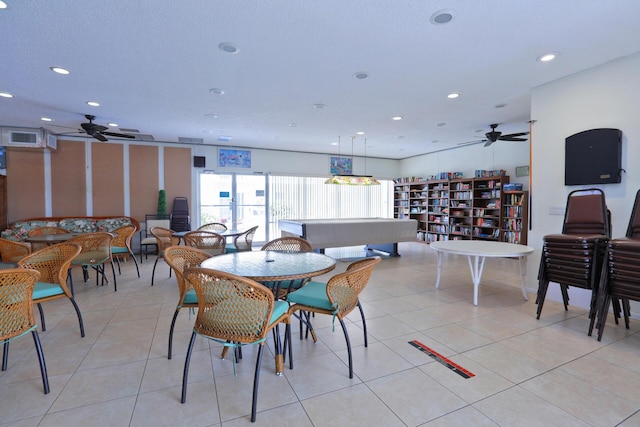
[
  {"xmin": 260, "ymin": 236, "xmax": 312, "ymax": 253},
  {"xmin": 197, "ymin": 222, "xmax": 228, "ymax": 232},
  {"xmin": 182, "ymin": 230, "xmax": 226, "ymax": 257},
  {"xmin": 67, "ymin": 232, "xmax": 117, "ymax": 291},
  {"xmin": 18, "ymin": 242, "xmax": 84, "ymax": 336},
  {"xmin": 110, "ymin": 225, "xmax": 140, "ymax": 278},
  {"xmin": 181, "ymin": 267, "xmax": 290, "ymax": 422},
  {"xmin": 0, "ymin": 268, "xmax": 50, "ymax": 394},
  {"xmin": 163, "ymin": 246, "xmax": 211, "ymax": 359},
  {"xmin": 287, "ymin": 256, "xmax": 381, "ymax": 378},
  {"xmin": 150, "ymin": 226, "xmax": 180, "ymax": 286},
  {"xmin": 261, "ymin": 237, "xmax": 313, "ymax": 298},
  {"xmin": 0, "ymin": 237, "xmax": 31, "ymax": 264},
  {"xmin": 225, "ymin": 225, "xmax": 258, "ymax": 253},
  {"xmin": 27, "ymin": 226, "xmax": 69, "ymax": 252}
]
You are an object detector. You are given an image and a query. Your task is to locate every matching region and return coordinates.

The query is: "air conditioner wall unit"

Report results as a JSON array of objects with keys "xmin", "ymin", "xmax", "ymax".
[{"xmin": 0, "ymin": 127, "xmax": 46, "ymax": 148}]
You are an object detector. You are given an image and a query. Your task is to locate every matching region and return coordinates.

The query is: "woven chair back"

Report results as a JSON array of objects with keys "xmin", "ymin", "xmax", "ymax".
[
  {"xmin": 111, "ymin": 225, "xmax": 137, "ymax": 249},
  {"xmin": 326, "ymin": 256, "xmax": 381, "ymax": 319},
  {"xmin": 164, "ymin": 246, "xmax": 211, "ymax": 298},
  {"xmin": 0, "ymin": 238, "xmax": 31, "ymax": 263},
  {"xmin": 0, "ymin": 268, "xmax": 41, "ymax": 341},
  {"xmin": 261, "ymin": 236, "xmax": 312, "ymax": 252},
  {"xmin": 233, "ymin": 226, "xmax": 258, "ymax": 251},
  {"xmin": 198, "ymin": 222, "xmax": 228, "ymax": 232},
  {"xmin": 184, "ymin": 267, "xmax": 275, "ymax": 343},
  {"xmin": 183, "ymin": 231, "xmax": 226, "ymax": 256},
  {"xmin": 150, "ymin": 227, "xmax": 180, "ymax": 252},
  {"xmin": 18, "ymin": 243, "xmax": 81, "ymax": 295},
  {"xmin": 66, "ymin": 232, "xmax": 113, "ymax": 266}
]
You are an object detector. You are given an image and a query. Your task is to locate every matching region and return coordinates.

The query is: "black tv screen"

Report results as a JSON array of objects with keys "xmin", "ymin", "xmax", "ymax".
[{"xmin": 565, "ymin": 128, "xmax": 622, "ymax": 186}]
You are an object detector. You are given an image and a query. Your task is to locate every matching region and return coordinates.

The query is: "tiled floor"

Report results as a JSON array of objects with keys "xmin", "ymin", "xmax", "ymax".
[{"xmin": 2, "ymin": 242, "xmax": 640, "ymax": 426}]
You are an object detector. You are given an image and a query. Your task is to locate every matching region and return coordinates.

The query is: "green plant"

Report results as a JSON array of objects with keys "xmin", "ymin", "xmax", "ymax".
[{"xmin": 157, "ymin": 189, "xmax": 167, "ymax": 216}]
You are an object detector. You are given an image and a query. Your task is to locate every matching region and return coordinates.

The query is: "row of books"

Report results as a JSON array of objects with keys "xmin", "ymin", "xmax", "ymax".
[
  {"xmin": 504, "ymin": 206, "xmax": 523, "ymax": 217},
  {"xmin": 503, "ymin": 218, "xmax": 523, "ymax": 230},
  {"xmin": 474, "ymin": 169, "xmax": 507, "ymax": 177},
  {"xmin": 394, "ymin": 176, "xmax": 424, "ymax": 183},
  {"xmin": 504, "ymin": 193, "xmax": 525, "ymax": 205},
  {"xmin": 502, "ymin": 231, "xmax": 523, "ymax": 244},
  {"xmin": 426, "ymin": 171, "xmax": 464, "ymax": 180}
]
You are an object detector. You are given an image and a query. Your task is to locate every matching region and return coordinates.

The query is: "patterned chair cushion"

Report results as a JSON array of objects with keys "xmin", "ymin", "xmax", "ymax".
[
  {"xmin": 58, "ymin": 218, "xmax": 98, "ymax": 233},
  {"xmin": 96, "ymin": 217, "xmax": 132, "ymax": 232},
  {"xmin": 1, "ymin": 220, "xmax": 58, "ymax": 241}
]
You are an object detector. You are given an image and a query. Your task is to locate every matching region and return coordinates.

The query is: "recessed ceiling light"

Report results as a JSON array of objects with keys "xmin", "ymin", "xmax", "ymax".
[
  {"xmin": 432, "ymin": 140, "xmax": 439, "ymax": 143},
  {"xmin": 108, "ymin": 122, "xmax": 118, "ymax": 127},
  {"xmin": 430, "ymin": 9, "xmax": 454, "ymax": 25},
  {"xmin": 396, "ymin": 136, "xmax": 405, "ymax": 139},
  {"xmin": 437, "ymin": 122, "xmax": 446, "ymax": 127},
  {"xmin": 0, "ymin": 91, "xmax": 14, "ymax": 98},
  {"xmin": 537, "ymin": 53, "xmax": 557, "ymax": 62},
  {"xmin": 313, "ymin": 103, "xmax": 325, "ymax": 109},
  {"xmin": 288, "ymin": 123, "xmax": 297, "ymax": 128},
  {"xmin": 495, "ymin": 103, "xmax": 508, "ymax": 108},
  {"xmin": 353, "ymin": 71, "xmax": 369, "ymax": 80},
  {"xmin": 356, "ymin": 131, "xmax": 365, "ymax": 135},
  {"xmin": 50, "ymin": 66, "xmax": 70, "ymax": 75},
  {"xmin": 86, "ymin": 101, "xmax": 100, "ymax": 107},
  {"xmin": 447, "ymin": 92, "xmax": 460, "ymax": 99},
  {"xmin": 331, "ymin": 142, "xmax": 338, "ymax": 146},
  {"xmin": 391, "ymin": 116, "xmax": 403, "ymax": 121},
  {"xmin": 209, "ymin": 88, "xmax": 225, "ymax": 95},
  {"xmin": 218, "ymin": 135, "xmax": 232, "ymax": 142},
  {"xmin": 205, "ymin": 114, "xmax": 219, "ymax": 119},
  {"xmin": 0, "ymin": 1, "xmax": 7, "ymax": 9},
  {"xmin": 218, "ymin": 42, "xmax": 239, "ymax": 54},
  {"xmin": 40, "ymin": 117, "xmax": 53, "ymax": 122}
]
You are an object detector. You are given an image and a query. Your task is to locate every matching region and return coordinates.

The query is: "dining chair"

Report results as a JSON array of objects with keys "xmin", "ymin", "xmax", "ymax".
[
  {"xmin": 197, "ymin": 222, "xmax": 228, "ymax": 232},
  {"xmin": 287, "ymin": 256, "xmax": 381, "ymax": 378},
  {"xmin": 150, "ymin": 226, "xmax": 180, "ymax": 286},
  {"xmin": 18, "ymin": 242, "xmax": 84, "ymax": 337},
  {"xmin": 1, "ymin": 268, "xmax": 50, "ymax": 394},
  {"xmin": 260, "ymin": 236, "xmax": 313, "ymax": 298},
  {"xmin": 536, "ymin": 188, "xmax": 610, "ymax": 334},
  {"xmin": 181, "ymin": 267, "xmax": 291, "ymax": 422},
  {"xmin": 225, "ymin": 225, "xmax": 258, "ymax": 253},
  {"xmin": 67, "ymin": 232, "xmax": 117, "ymax": 292},
  {"xmin": 110, "ymin": 225, "xmax": 140, "ymax": 278},
  {"xmin": 182, "ymin": 230, "xmax": 226, "ymax": 257},
  {"xmin": 163, "ymin": 245, "xmax": 211, "ymax": 359},
  {"xmin": 139, "ymin": 216, "xmax": 171, "ymax": 262},
  {"xmin": 0, "ymin": 237, "xmax": 31, "ymax": 264},
  {"xmin": 27, "ymin": 226, "xmax": 69, "ymax": 252}
]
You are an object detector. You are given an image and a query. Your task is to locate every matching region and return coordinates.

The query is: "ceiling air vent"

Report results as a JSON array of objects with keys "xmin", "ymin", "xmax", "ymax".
[
  {"xmin": 178, "ymin": 137, "xmax": 204, "ymax": 144},
  {"xmin": 1, "ymin": 128, "xmax": 44, "ymax": 147}
]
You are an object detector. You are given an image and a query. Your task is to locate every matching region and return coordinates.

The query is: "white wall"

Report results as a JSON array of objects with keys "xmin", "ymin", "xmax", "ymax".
[{"xmin": 528, "ymin": 52, "xmax": 640, "ymax": 311}]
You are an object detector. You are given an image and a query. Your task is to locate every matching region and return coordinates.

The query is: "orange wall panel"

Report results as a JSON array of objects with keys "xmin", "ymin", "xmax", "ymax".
[
  {"xmin": 51, "ymin": 140, "xmax": 86, "ymax": 217},
  {"xmin": 92, "ymin": 142, "xmax": 124, "ymax": 215},
  {"xmin": 6, "ymin": 148, "xmax": 45, "ymax": 223},
  {"xmin": 129, "ymin": 145, "xmax": 159, "ymax": 223},
  {"xmin": 164, "ymin": 147, "xmax": 192, "ymax": 214}
]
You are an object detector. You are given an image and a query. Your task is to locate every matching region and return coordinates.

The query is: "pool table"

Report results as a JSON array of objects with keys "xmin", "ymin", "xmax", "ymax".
[{"xmin": 278, "ymin": 218, "xmax": 418, "ymax": 256}]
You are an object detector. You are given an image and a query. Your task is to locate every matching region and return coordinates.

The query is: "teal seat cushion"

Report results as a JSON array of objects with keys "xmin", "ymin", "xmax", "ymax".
[
  {"xmin": 182, "ymin": 288, "xmax": 197, "ymax": 305},
  {"xmin": 270, "ymin": 300, "xmax": 289, "ymax": 324},
  {"xmin": 111, "ymin": 247, "xmax": 129, "ymax": 254},
  {"xmin": 225, "ymin": 244, "xmax": 238, "ymax": 253},
  {"xmin": 33, "ymin": 282, "xmax": 64, "ymax": 300},
  {"xmin": 286, "ymin": 281, "xmax": 332, "ymax": 310}
]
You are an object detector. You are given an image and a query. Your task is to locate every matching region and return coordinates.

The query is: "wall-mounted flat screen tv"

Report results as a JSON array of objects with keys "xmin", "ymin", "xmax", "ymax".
[{"xmin": 565, "ymin": 128, "xmax": 622, "ymax": 186}]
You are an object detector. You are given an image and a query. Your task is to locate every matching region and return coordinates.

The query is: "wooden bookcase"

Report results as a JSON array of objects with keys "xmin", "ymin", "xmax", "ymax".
[
  {"xmin": 394, "ymin": 175, "xmax": 527, "ymax": 245},
  {"xmin": 502, "ymin": 190, "xmax": 529, "ymax": 244}
]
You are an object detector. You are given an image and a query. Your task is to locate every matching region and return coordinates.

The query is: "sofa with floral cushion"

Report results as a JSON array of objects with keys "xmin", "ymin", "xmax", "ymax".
[{"xmin": 1, "ymin": 216, "xmax": 141, "ymax": 242}]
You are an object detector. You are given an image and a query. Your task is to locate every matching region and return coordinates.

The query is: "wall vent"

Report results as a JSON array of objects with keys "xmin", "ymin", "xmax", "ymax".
[
  {"xmin": 179, "ymin": 137, "xmax": 204, "ymax": 144},
  {"xmin": 0, "ymin": 127, "xmax": 45, "ymax": 147}
]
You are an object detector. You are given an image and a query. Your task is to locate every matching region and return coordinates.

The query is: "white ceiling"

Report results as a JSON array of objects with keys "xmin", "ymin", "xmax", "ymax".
[{"xmin": 1, "ymin": 1, "xmax": 640, "ymax": 159}]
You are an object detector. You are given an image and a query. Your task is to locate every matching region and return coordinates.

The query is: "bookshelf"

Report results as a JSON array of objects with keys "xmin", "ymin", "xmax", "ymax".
[
  {"xmin": 502, "ymin": 190, "xmax": 529, "ymax": 244},
  {"xmin": 394, "ymin": 173, "xmax": 528, "ymax": 245}
]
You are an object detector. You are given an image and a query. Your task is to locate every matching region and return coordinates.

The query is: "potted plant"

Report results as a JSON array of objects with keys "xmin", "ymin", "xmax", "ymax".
[{"xmin": 157, "ymin": 189, "xmax": 167, "ymax": 217}]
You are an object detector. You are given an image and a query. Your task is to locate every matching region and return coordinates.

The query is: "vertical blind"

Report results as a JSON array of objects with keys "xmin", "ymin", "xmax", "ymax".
[{"xmin": 268, "ymin": 175, "xmax": 393, "ymax": 237}]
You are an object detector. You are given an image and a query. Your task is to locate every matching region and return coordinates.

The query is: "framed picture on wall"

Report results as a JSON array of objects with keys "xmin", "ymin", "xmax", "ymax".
[
  {"xmin": 218, "ymin": 148, "xmax": 251, "ymax": 168},
  {"xmin": 330, "ymin": 156, "xmax": 352, "ymax": 174}
]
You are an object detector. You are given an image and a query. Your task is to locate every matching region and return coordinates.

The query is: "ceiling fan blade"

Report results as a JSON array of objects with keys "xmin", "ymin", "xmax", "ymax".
[
  {"xmin": 484, "ymin": 140, "xmax": 495, "ymax": 147},
  {"xmin": 499, "ymin": 136, "xmax": 528, "ymax": 142},
  {"xmin": 93, "ymin": 133, "xmax": 109, "ymax": 142},
  {"xmin": 457, "ymin": 139, "xmax": 486, "ymax": 146},
  {"xmin": 101, "ymin": 131, "xmax": 136, "ymax": 139},
  {"xmin": 503, "ymin": 132, "xmax": 529, "ymax": 138}
]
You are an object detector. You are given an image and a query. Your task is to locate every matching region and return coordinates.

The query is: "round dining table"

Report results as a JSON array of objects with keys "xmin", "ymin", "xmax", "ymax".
[
  {"xmin": 24, "ymin": 232, "xmax": 84, "ymax": 245},
  {"xmin": 200, "ymin": 250, "xmax": 336, "ymax": 282}
]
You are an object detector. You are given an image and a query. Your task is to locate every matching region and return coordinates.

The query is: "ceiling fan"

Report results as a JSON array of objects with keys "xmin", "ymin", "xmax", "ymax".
[
  {"xmin": 79, "ymin": 115, "xmax": 136, "ymax": 141},
  {"xmin": 483, "ymin": 123, "xmax": 529, "ymax": 147}
]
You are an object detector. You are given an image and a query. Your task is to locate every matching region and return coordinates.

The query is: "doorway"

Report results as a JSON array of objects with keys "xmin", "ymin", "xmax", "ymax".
[{"xmin": 199, "ymin": 172, "xmax": 267, "ymax": 243}]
